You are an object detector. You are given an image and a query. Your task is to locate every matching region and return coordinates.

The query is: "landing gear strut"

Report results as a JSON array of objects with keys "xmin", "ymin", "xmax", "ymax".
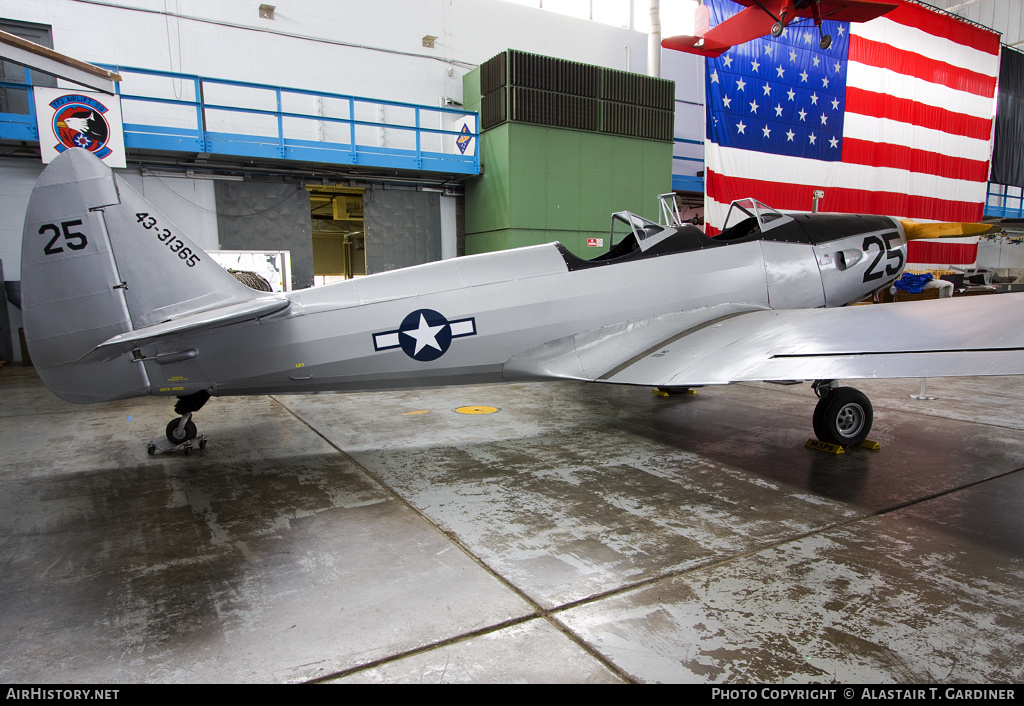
[
  {"xmin": 148, "ymin": 390, "xmax": 211, "ymax": 456},
  {"xmin": 812, "ymin": 380, "xmax": 873, "ymax": 446},
  {"xmin": 771, "ymin": 8, "xmax": 788, "ymax": 37}
]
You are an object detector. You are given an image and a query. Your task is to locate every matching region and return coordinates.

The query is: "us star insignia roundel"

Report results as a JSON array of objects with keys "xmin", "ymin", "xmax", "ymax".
[{"xmin": 372, "ymin": 309, "xmax": 477, "ymax": 361}]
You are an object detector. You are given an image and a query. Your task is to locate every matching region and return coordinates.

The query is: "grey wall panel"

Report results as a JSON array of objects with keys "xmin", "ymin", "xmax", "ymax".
[
  {"xmin": 363, "ymin": 188, "xmax": 441, "ymax": 275},
  {"xmin": 120, "ymin": 171, "xmax": 220, "ymax": 253},
  {"xmin": 214, "ymin": 182, "xmax": 313, "ymax": 289},
  {"xmin": 0, "ymin": 260, "xmax": 11, "ymax": 362}
]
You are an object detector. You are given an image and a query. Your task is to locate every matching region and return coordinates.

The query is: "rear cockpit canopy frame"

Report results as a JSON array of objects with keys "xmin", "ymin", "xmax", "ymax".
[{"xmin": 609, "ymin": 211, "xmax": 676, "ymax": 253}]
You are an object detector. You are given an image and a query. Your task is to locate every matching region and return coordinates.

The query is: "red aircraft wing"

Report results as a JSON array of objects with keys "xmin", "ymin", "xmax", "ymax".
[
  {"xmin": 732, "ymin": 0, "xmax": 899, "ymax": 24},
  {"xmin": 663, "ymin": 0, "xmax": 898, "ymax": 56}
]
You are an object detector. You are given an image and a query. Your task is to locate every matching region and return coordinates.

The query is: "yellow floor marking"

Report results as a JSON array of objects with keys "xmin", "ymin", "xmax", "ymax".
[{"xmin": 455, "ymin": 406, "xmax": 499, "ymax": 415}]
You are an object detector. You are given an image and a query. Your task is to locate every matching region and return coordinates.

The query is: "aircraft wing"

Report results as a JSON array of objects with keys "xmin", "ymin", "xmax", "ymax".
[
  {"xmin": 663, "ymin": 0, "xmax": 897, "ymax": 57},
  {"xmin": 731, "ymin": 0, "xmax": 898, "ymax": 23},
  {"xmin": 810, "ymin": 0, "xmax": 900, "ymax": 23},
  {"xmin": 514, "ymin": 294, "xmax": 1024, "ymax": 388}
]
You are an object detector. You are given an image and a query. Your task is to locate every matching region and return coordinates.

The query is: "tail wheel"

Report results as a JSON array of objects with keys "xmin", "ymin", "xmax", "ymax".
[
  {"xmin": 820, "ymin": 34, "xmax": 832, "ymax": 50},
  {"xmin": 166, "ymin": 417, "xmax": 198, "ymax": 445},
  {"xmin": 814, "ymin": 387, "xmax": 872, "ymax": 446}
]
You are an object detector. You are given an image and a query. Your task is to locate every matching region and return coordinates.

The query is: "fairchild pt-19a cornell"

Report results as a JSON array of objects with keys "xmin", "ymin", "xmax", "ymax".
[{"xmin": 21, "ymin": 149, "xmax": 1024, "ymax": 452}]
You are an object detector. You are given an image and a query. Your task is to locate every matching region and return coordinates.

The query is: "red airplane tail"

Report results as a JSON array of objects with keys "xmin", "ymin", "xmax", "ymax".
[{"xmin": 661, "ymin": 34, "xmax": 730, "ymax": 58}]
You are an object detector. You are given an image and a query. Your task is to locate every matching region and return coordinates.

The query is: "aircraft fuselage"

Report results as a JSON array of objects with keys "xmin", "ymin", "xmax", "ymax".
[{"xmin": 138, "ymin": 209, "xmax": 905, "ymax": 400}]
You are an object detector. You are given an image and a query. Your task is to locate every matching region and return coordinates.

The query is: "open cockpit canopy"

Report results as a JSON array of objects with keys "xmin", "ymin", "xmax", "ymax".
[{"xmin": 609, "ymin": 211, "xmax": 676, "ymax": 253}]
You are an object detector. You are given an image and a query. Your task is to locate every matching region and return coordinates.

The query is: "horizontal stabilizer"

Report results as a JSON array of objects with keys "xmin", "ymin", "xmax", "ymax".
[
  {"xmin": 662, "ymin": 34, "xmax": 729, "ymax": 57},
  {"xmin": 82, "ymin": 296, "xmax": 290, "ymax": 362}
]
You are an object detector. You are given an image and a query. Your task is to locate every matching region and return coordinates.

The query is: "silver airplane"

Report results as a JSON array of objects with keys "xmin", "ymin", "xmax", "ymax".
[{"xmin": 20, "ymin": 148, "xmax": 1024, "ymax": 451}]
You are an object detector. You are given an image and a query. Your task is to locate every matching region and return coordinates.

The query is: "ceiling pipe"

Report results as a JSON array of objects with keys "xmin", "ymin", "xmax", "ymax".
[{"xmin": 648, "ymin": 0, "xmax": 661, "ymax": 78}]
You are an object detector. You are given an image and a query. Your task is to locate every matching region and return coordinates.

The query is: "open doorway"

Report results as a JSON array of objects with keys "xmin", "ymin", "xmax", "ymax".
[{"xmin": 307, "ymin": 185, "xmax": 365, "ymax": 284}]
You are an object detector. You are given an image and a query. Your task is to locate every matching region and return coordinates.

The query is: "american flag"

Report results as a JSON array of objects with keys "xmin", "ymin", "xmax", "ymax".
[{"xmin": 702, "ymin": 0, "xmax": 1001, "ymax": 265}]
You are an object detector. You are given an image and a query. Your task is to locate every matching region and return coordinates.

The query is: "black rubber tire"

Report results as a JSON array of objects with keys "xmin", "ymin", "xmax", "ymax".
[
  {"xmin": 812, "ymin": 395, "xmax": 828, "ymax": 442},
  {"xmin": 657, "ymin": 386, "xmax": 693, "ymax": 396},
  {"xmin": 771, "ymin": 21, "xmax": 784, "ymax": 37},
  {"xmin": 814, "ymin": 387, "xmax": 872, "ymax": 446},
  {"xmin": 166, "ymin": 418, "xmax": 198, "ymax": 445},
  {"xmin": 820, "ymin": 34, "xmax": 832, "ymax": 50}
]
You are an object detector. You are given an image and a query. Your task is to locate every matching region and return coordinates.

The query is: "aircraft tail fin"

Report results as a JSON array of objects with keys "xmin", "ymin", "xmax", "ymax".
[{"xmin": 21, "ymin": 148, "xmax": 264, "ymax": 403}]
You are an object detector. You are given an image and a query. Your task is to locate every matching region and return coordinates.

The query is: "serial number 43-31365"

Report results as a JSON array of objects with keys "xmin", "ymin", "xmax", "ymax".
[{"xmin": 136, "ymin": 212, "xmax": 201, "ymax": 268}]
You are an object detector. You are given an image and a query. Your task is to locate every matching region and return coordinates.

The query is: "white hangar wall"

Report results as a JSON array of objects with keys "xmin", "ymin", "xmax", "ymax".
[
  {"xmin": 0, "ymin": 0, "xmax": 705, "ymax": 150},
  {"xmin": 1, "ymin": 0, "xmax": 662, "ymax": 106}
]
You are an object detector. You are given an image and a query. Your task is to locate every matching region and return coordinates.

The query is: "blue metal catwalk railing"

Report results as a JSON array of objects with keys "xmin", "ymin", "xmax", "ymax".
[
  {"xmin": 672, "ymin": 136, "xmax": 704, "ymax": 193},
  {"xmin": 0, "ymin": 64, "xmax": 480, "ymax": 176}
]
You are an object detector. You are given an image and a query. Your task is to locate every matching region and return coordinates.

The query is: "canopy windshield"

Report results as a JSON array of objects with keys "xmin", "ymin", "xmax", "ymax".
[
  {"xmin": 723, "ymin": 198, "xmax": 788, "ymax": 232},
  {"xmin": 609, "ymin": 211, "xmax": 675, "ymax": 252}
]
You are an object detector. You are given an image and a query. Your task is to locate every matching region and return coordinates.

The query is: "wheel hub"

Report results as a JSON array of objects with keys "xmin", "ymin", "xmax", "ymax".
[{"xmin": 836, "ymin": 403, "xmax": 865, "ymax": 438}]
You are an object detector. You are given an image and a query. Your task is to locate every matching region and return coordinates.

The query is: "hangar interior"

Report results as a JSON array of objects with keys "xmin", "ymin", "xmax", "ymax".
[{"xmin": 2, "ymin": 0, "xmax": 1024, "ymax": 684}]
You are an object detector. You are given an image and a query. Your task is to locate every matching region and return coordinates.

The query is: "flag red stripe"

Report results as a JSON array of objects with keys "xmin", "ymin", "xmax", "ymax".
[
  {"xmin": 849, "ymin": 36, "xmax": 997, "ymax": 98},
  {"xmin": 844, "ymin": 87, "xmax": 992, "ymax": 141},
  {"xmin": 882, "ymin": 1, "xmax": 1002, "ymax": 56},
  {"xmin": 705, "ymin": 170, "xmax": 985, "ymax": 222},
  {"xmin": 840, "ymin": 137, "xmax": 990, "ymax": 182},
  {"xmin": 906, "ymin": 240, "xmax": 978, "ymax": 265}
]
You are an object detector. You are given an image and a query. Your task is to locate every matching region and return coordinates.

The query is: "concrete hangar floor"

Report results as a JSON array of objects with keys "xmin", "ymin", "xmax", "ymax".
[{"xmin": 1, "ymin": 364, "xmax": 1023, "ymax": 684}]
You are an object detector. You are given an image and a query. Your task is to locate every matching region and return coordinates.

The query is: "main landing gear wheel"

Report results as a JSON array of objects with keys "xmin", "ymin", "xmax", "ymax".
[
  {"xmin": 813, "ymin": 386, "xmax": 873, "ymax": 446},
  {"xmin": 820, "ymin": 34, "xmax": 832, "ymax": 50},
  {"xmin": 771, "ymin": 21, "xmax": 784, "ymax": 37}
]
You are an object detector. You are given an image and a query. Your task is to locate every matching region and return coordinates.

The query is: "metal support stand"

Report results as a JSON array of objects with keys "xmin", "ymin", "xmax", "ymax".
[
  {"xmin": 909, "ymin": 378, "xmax": 937, "ymax": 400},
  {"xmin": 147, "ymin": 433, "xmax": 207, "ymax": 456}
]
